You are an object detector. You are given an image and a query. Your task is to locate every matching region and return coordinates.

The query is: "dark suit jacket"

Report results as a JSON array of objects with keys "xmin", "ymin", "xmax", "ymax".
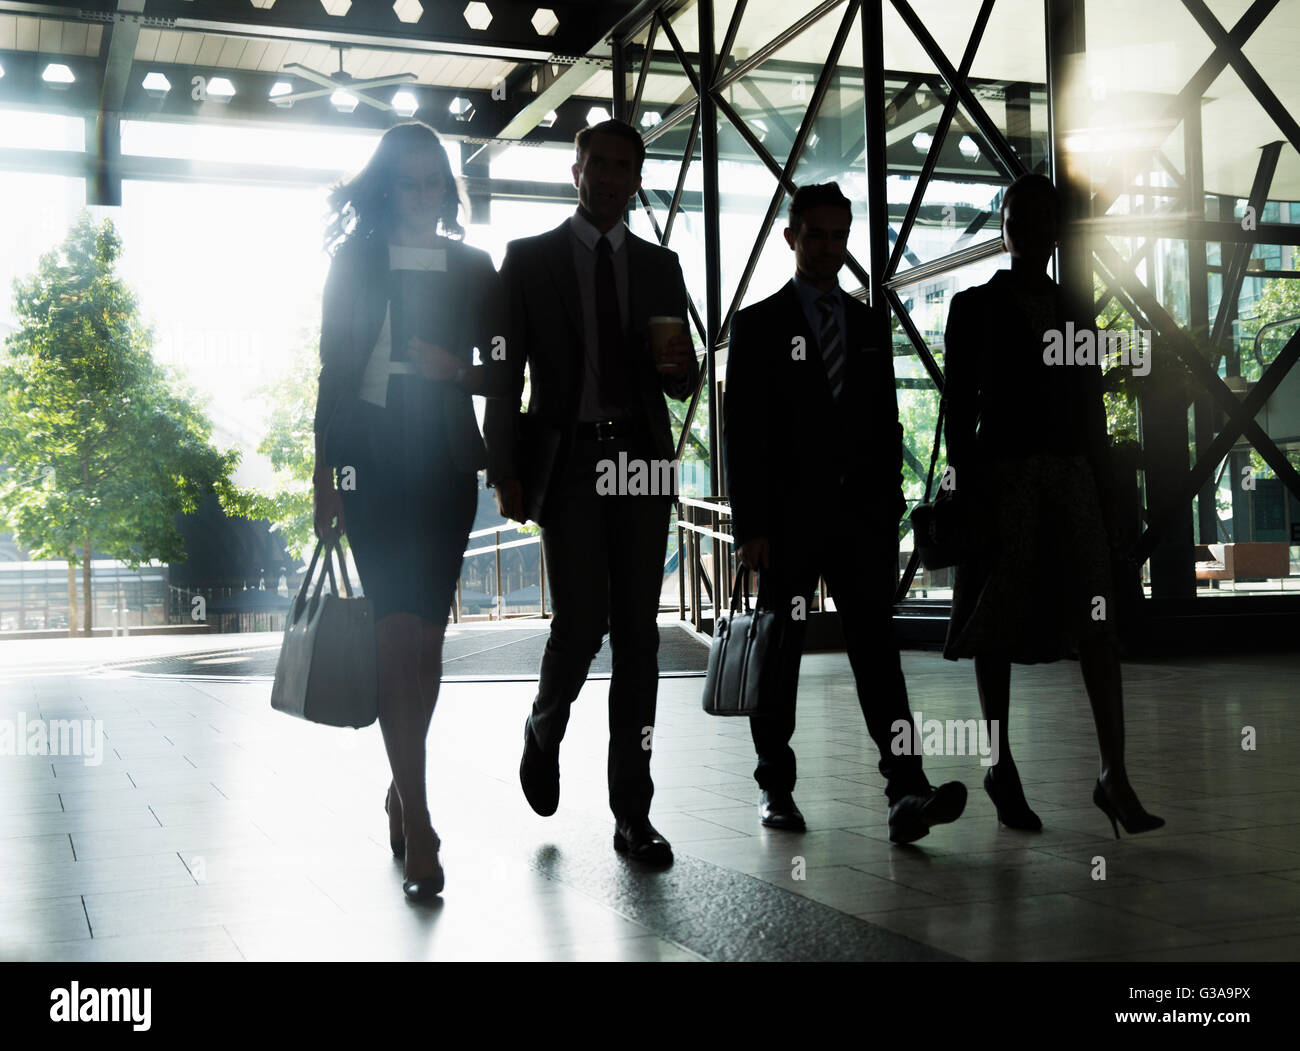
[
  {"xmin": 482, "ymin": 218, "xmax": 700, "ymax": 523},
  {"xmin": 723, "ymin": 280, "xmax": 904, "ymax": 548},
  {"xmin": 314, "ymin": 229, "xmax": 506, "ymax": 472}
]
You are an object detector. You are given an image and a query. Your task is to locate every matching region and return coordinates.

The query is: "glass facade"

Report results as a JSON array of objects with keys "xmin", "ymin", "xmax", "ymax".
[{"xmin": 616, "ymin": 0, "xmax": 1300, "ymax": 623}]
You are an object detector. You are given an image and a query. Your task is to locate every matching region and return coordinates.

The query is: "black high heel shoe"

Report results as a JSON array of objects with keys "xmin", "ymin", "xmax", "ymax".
[
  {"xmin": 384, "ymin": 784, "xmax": 405, "ymax": 859},
  {"xmin": 1092, "ymin": 779, "xmax": 1164, "ymax": 838},
  {"xmin": 983, "ymin": 767, "xmax": 1042, "ymax": 831},
  {"xmin": 402, "ymin": 830, "xmax": 444, "ymax": 902}
]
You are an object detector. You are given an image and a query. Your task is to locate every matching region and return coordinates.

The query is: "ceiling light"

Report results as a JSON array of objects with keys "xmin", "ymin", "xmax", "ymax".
[
  {"xmin": 392, "ymin": 90, "xmax": 419, "ymax": 117},
  {"xmin": 142, "ymin": 72, "xmax": 170, "ymax": 99},
  {"xmin": 42, "ymin": 63, "xmax": 75, "ymax": 87},
  {"xmin": 393, "ymin": 0, "xmax": 424, "ymax": 24},
  {"xmin": 206, "ymin": 77, "xmax": 236, "ymax": 102},
  {"xmin": 531, "ymin": 8, "xmax": 559, "ymax": 35},
  {"xmin": 463, "ymin": 2, "xmax": 492, "ymax": 30}
]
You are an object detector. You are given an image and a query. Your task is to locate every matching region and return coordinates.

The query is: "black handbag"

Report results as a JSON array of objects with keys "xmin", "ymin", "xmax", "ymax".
[
  {"xmin": 701, "ymin": 565, "xmax": 784, "ymax": 717},
  {"xmin": 270, "ymin": 536, "xmax": 377, "ymax": 728},
  {"xmin": 909, "ymin": 399, "xmax": 976, "ymax": 570}
]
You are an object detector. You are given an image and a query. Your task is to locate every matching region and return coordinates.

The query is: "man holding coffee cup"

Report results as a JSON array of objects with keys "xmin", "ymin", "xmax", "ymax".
[{"xmin": 483, "ymin": 119, "xmax": 698, "ymax": 865}]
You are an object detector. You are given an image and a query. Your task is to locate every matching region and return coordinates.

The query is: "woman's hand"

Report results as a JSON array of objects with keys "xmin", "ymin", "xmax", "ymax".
[
  {"xmin": 495, "ymin": 477, "xmax": 526, "ymax": 523},
  {"xmin": 408, "ymin": 337, "xmax": 463, "ymax": 382},
  {"xmin": 738, "ymin": 538, "xmax": 771, "ymax": 572},
  {"xmin": 313, "ymin": 477, "xmax": 346, "ymax": 540}
]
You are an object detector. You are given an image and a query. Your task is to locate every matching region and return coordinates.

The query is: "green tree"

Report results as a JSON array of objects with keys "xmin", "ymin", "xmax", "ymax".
[
  {"xmin": 246, "ymin": 335, "xmax": 319, "ymax": 562},
  {"xmin": 1236, "ymin": 276, "xmax": 1300, "ymax": 480},
  {"xmin": 1238, "ymin": 276, "xmax": 1300, "ymax": 382},
  {"xmin": 0, "ymin": 212, "xmax": 247, "ymax": 635}
]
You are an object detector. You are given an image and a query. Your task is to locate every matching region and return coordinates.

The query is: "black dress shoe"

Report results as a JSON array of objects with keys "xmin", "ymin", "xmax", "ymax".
[
  {"xmin": 888, "ymin": 780, "xmax": 968, "ymax": 844},
  {"xmin": 519, "ymin": 717, "xmax": 559, "ymax": 817},
  {"xmin": 759, "ymin": 789, "xmax": 806, "ymax": 831},
  {"xmin": 613, "ymin": 817, "xmax": 673, "ymax": 866}
]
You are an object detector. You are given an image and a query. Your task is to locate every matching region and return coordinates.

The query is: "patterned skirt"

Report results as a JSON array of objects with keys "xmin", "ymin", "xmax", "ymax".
[{"xmin": 942, "ymin": 453, "xmax": 1117, "ymax": 663}]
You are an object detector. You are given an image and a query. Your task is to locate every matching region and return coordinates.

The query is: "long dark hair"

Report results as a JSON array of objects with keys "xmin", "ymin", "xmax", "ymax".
[{"xmin": 323, "ymin": 121, "xmax": 468, "ymax": 256}]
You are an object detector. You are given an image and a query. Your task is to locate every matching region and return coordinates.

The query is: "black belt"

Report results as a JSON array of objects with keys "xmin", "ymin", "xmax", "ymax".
[{"xmin": 575, "ymin": 418, "xmax": 641, "ymax": 441}]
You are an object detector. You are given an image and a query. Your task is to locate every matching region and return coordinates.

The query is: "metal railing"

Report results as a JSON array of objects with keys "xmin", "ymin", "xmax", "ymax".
[
  {"xmin": 677, "ymin": 495, "xmax": 733, "ymax": 634},
  {"xmin": 675, "ymin": 494, "xmax": 963, "ymax": 634},
  {"xmin": 676, "ymin": 495, "xmax": 839, "ymax": 633},
  {"xmin": 457, "ymin": 523, "xmax": 547, "ymax": 623},
  {"xmin": 457, "ymin": 516, "xmax": 686, "ymax": 625}
]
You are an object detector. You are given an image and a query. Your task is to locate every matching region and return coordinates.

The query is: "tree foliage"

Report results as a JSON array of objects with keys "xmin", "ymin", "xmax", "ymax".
[
  {"xmin": 0, "ymin": 211, "xmax": 248, "ymax": 628},
  {"xmin": 245, "ymin": 334, "xmax": 319, "ymax": 562}
]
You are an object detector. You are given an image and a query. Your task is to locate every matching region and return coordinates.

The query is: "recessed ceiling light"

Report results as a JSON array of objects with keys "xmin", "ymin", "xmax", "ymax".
[
  {"xmin": 142, "ymin": 72, "xmax": 170, "ymax": 99},
  {"xmin": 42, "ymin": 63, "xmax": 75, "ymax": 86},
  {"xmin": 463, "ymin": 2, "xmax": 492, "ymax": 31},
  {"xmin": 206, "ymin": 77, "xmax": 236, "ymax": 102},
  {"xmin": 392, "ymin": 90, "xmax": 419, "ymax": 117}
]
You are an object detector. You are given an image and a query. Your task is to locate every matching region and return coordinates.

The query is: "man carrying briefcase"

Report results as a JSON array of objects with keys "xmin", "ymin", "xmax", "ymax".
[{"xmin": 721, "ymin": 182, "xmax": 966, "ymax": 842}]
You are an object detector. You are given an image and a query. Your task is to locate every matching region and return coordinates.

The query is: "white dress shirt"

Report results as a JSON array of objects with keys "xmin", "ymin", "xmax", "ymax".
[{"xmin": 358, "ymin": 242, "xmax": 448, "ymax": 407}]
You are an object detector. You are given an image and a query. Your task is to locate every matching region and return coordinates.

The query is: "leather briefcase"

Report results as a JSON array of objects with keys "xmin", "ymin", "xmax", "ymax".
[
  {"xmin": 701, "ymin": 565, "xmax": 784, "ymax": 717},
  {"xmin": 270, "ymin": 536, "xmax": 377, "ymax": 728}
]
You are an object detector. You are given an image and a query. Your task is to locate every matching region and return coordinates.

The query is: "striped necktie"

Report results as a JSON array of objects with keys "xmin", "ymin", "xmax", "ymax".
[{"xmin": 816, "ymin": 292, "xmax": 846, "ymax": 402}]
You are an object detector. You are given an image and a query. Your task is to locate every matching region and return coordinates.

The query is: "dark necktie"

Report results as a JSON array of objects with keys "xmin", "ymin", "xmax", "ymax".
[
  {"xmin": 596, "ymin": 235, "xmax": 630, "ymax": 407},
  {"xmin": 817, "ymin": 292, "xmax": 846, "ymax": 402}
]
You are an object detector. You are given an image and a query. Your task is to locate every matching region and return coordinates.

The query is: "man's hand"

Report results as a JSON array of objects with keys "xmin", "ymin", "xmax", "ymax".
[
  {"xmin": 495, "ymin": 477, "xmax": 526, "ymax": 523},
  {"xmin": 647, "ymin": 333, "xmax": 693, "ymax": 377},
  {"xmin": 408, "ymin": 337, "xmax": 462, "ymax": 381},
  {"xmin": 738, "ymin": 537, "xmax": 771, "ymax": 572},
  {"xmin": 313, "ymin": 478, "xmax": 346, "ymax": 540}
]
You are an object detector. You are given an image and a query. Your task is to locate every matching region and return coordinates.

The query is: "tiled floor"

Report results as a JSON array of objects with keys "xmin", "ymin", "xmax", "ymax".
[{"xmin": 1, "ymin": 631, "xmax": 1297, "ymax": 961}]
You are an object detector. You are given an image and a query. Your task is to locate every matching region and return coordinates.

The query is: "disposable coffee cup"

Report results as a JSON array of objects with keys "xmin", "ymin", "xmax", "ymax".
[{"xmin": 649, "ymin": 316, "xmax": 685, "ymax": 372}]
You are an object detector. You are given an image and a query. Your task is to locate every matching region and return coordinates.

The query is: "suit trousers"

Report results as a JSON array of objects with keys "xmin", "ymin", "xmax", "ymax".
[
  {"xmin": 528, "ymin": 420, "xmax": 672, "ymax": 821},
  {"xmin": 750, "ymin": 521, "xmax": 929, "ymax": 805}
]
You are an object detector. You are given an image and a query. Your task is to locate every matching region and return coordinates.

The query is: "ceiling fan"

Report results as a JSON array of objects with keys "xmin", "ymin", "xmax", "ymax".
[{"xmin": 276, "ymin": 46, "xmax": 417, "ymax": 110}]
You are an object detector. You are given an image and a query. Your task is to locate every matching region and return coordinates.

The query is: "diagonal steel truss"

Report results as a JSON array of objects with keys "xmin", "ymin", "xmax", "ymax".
[{"xmin": 615, "ymin": 0, "xmax": 1300, "ymax": 601}]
